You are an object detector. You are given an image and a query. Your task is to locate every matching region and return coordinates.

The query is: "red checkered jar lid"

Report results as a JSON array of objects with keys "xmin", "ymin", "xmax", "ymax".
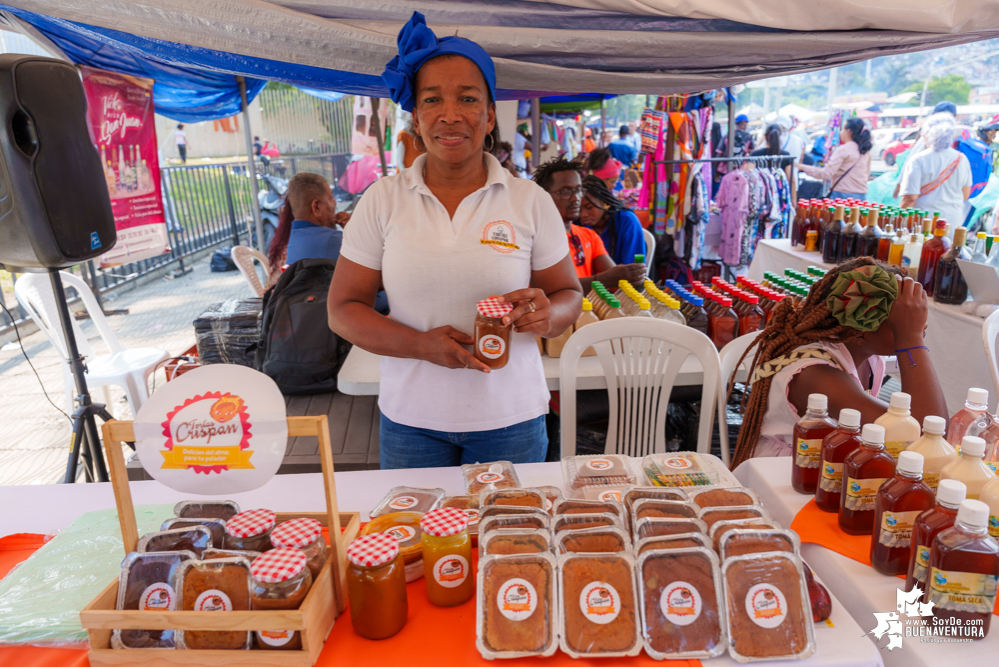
[
  {"xmin": 420, "ymin": 507, "xmax": 469, "ymax": 538},
  {"xmin": 476, "ymin": 297, "xmax": 513, "ymax": 319},
  {"xmin": 270, "ymin": 518, "xmax": 323, "ymax": 548},
  {"xmin": 250, "ymin": 547, "xmax": 308, "ymax": 583},
  {"xmin": 226, "ymin": 508, "xmax": 276, "ymax": 538},
  {"xmin": 346, "ymin": 533, "xmax": 400, "ymax": 568}
]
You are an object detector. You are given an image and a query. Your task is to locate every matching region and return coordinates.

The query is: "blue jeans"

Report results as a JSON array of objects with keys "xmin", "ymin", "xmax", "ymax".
[
  {"xmin": 830, "ymin": 190, "xmax": 866, "ymax": 201},
  {"xmin": 379, "ymin": 414, "xmax": 548, "ymax": 469}
]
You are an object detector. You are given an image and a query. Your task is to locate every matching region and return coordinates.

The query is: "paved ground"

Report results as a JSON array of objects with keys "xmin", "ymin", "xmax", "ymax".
[{"xmin": 0, "ymin": 256, "xmax": 249, "ymax": 486}]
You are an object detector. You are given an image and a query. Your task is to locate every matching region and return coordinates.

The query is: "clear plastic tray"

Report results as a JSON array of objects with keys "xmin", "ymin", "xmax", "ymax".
[
  {"xmin": 440, "ymin": 495, "xmax": 480, "ymax": 536},
  {"xmin": 633, "ymin": 517, "xmax": 708, "ymax": 541},
  {"xmin": 479, "ymin": 513, "xmax": 550, "ymax": 535},
  {"xmin": 480, "ymin": 529, "xmax": 551, "ymax": 558},
  {"xmin": 174, "ymin": 557, "xmax": 253, "ymax": 650},
  {"xmin": 719, "ymin": 529, "xmax": 801, "ymax": 561},
  {"xmin": 562, "ymin": 455, "xmax": 637, "ymax": 490},
  {"xmin": 137, "ymin": 526, "xmax": 212, "ymax": 557},
  {"xmin": 462, "ymin": 461, "xmax": 521, "ymax": 495},
  {"xmin": 111, "ymin": 550, "xmax": 197, "ymax": 649},
  {"xmin": 623, "ymin": 487, "xmax": 690, "ymax": 513},
  {"xmin": 709, "ymin": 519, "xmax": 781, "ymax": 552},
  {"xmin": 161, "ymin": 517, "xmax": 226, "ymax": 549},
  {"xmin": 556, "ymin": 526, "xmax": 630, "ymax": 554},
  {"xmin": 698, "ymin": 505, "xmax": 772, "ymax": 531},
  {"xmin": 479, "ymin": 506, "xmax": 550, "ymax": 523},
  {"xmin": 552, "ymin": 512, "xmax": 625, "ymax": 536},
  {"xmin": 557, "ymin": 552, "xmax": 642, "ymax": 658},
  {"xmin": 476, "ymin": 552, "xmax": 558, "ymax": 659},
  {"xmin": 173, "ymin": 500, "xmax": 240, "ymax": 520},
  {"xmin": 202, "ymin": 547, "xmax": 262, "ymax": 561},
  {"xmin": 574, "ymin": 484, "xmax": 635, "ymax": 502},
  {"xmin": 479, "ymin": 488, "xmax": 546, "ymax": 510},
  {"xmin": 638, "ymin": 453, "xmax": 738, "ymax": 488},
  {"xmin": 635, "ymin": 533, "xmax": 712, "ymax": 555},
  {"xmin": 369, "ymin": 486, "xmax": 445, "ymax": 518},
  {"xmin": 687, "ymin": 486, "xmax": 762, "ymax": 509},
  {"xmin": 722, "ymin": 552, "xmax": 816, "ymax": 662},
  {"xmin": 631, "ymin": 498, "xmax": 698, "ymax": 521},
  {"xmin": 638, "ymin": 546, "xmax": 728, "ymax": 660},
  {"xmin": 553, "ymin": 498, "xmax": 625, "ymax": 520},
  {"xmin": 530, "ymin": 485, "xmax": 563, "ymax": 514}
]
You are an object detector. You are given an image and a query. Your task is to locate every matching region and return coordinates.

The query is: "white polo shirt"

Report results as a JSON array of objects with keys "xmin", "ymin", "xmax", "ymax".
[{"xmin": 340, "ymin": 152, "xmax": 568, "ymax": 432}]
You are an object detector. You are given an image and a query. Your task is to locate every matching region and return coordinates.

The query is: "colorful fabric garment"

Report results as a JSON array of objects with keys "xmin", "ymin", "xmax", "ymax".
[{"xmin": 716, "ymin": 169, "xmax": 749, "ymax": 266}]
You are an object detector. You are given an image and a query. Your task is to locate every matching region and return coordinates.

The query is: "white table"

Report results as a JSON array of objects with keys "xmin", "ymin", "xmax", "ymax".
[
  {"xmin": 748, "ymin": 238, "xmax": 994, "ymax": 415},
  {"xmin": 0, "ymin": 466, "xmax": 880, "ymax": 667},
  {"xmin": 337, "ymin": 345, "xmax": 713, "ymax": 396},
  {"xmin": 735, "ymin": 456, "xmax": 998, "ymax": 667}
]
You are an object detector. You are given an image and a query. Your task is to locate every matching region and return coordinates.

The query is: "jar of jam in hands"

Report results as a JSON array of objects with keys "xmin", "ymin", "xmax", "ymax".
[{"xmin": 474, "ymin": 297, "xmax": 513, "ymax": 370}]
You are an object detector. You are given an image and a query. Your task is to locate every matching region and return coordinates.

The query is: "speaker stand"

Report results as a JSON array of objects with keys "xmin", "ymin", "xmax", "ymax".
[{"xmin": 49, "ymin": 270, "xmax": 111, "ymax": 483}]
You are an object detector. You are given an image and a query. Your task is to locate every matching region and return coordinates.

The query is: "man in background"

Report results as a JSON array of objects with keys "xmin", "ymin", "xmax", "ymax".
[
  {"xmin": 608, "ymin": 125, "xmax": 638, "ymax": 166},
  {"xmin": 175, "ymin": 123, "xmax": 188, "ymax": 163}
]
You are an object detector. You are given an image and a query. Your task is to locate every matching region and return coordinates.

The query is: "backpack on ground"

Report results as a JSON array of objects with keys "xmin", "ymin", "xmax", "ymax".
[{"xmin": 254, "ymin": 258, "xmax": 351, "ymax": 395}]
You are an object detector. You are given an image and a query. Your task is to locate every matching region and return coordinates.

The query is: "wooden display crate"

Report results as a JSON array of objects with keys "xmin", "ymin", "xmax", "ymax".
[{"xmin": 81, "ymin": 416, "xmax": 361, "ymax": 667}]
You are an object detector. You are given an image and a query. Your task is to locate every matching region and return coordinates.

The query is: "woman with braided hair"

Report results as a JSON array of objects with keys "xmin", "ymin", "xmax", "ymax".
[
  {"xmin": 731, "ymin": 257, "xmax": 948, "ymax": 468},
  {"xmin": 578, "ymin": 175, "xmax": 648, "ymax": 266}
]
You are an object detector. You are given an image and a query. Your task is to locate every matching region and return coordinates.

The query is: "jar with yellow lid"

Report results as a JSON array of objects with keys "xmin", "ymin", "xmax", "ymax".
[{"xmin": 420, "ymin": 507, "xmax": 473, "ymax": 607}]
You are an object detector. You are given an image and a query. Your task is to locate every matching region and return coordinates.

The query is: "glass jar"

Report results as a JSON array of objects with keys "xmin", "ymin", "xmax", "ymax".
[
  {"xmin": 346, "ymin": 533, "xmax": 408, "ymax": 639},
  {"xmin": 225, "ymin": 508, "xmax": 276, "ymax": 552},
  {"xmin": 250, "ymin": 548, "xmax": 312, "ymax": 650},
  {"xmin": 420, "ymin": 507, "xmax": 474, "ymax": 607},
  {"xmin": 474, "ymin": 298, "xmax": 513, "ymax": 369},
  {"xmin": 270, "ymin": 517, "xmax": 328, "ymax": 580}
]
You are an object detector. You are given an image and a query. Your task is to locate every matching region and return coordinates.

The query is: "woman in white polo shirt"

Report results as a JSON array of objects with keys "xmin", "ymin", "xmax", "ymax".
[{"xmin": 327, "ymin": 12, "xmax": 582, "ymax": 469}]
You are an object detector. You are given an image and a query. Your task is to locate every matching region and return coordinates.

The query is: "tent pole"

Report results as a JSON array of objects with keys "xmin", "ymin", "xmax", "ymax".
[
  {"xmin": 727, "ymin": 97, "xmax": 735, "ymax": 158},
  {"xmin": 370, "ymin": 97, "xmax": 389, "ymax": 177},
  {"xmin": 600, "ymin": 98, "xmax": 607, "ymax": 148},
  {"xmin": 531, "ymin": 98, "xmax": 541, "ymax": 172},
  {"xmin": 238, "ymin": 76, "xmax": 264, "ymax": 252}
]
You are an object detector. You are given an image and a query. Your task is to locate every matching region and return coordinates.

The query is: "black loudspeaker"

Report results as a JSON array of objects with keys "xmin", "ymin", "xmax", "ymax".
[{"xmin": 0, "ymin": 55, "xmax": 115, "ymax": 270}]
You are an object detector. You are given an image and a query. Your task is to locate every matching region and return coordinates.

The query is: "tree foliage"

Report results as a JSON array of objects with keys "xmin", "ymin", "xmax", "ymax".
[{"xmin": 902, "ymin": 73, "xmax": 972, "ymax": 105}]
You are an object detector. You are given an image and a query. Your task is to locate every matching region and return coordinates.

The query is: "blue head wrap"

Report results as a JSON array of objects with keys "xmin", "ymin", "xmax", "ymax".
[{"xmin": 382, "ymin": 12, "xmax": 497, "ymax": 113}]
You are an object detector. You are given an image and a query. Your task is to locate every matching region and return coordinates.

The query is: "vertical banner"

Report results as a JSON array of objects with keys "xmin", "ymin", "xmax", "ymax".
[{"xmin": 80, "ymin": 66, "xmax": 169, "ymax": 267}]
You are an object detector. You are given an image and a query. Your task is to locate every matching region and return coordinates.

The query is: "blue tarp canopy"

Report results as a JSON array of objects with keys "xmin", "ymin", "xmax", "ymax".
[{"xmin": 4, "ymin": 1, "xmax": 999, "ymax": 121}]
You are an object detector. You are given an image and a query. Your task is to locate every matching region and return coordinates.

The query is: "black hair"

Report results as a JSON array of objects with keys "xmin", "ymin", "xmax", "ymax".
[
  {"xmin": 845, "ymin": 117, "xmax": 873, "ymax": 155},
  {"xmin": 177, "ymin": 123, "xmax": 184, "ymax": 129},
  {"xmin": 532, "ymin": 155, "xmax": 584, "ymax": 191},
  {"xmin": 581, "ymin": 175, "xmax": 627, "ymax": 256},
  {"xmin": 619, "ymin": 124, "xmax": 629, "ymax": 137},
  {"xmin": 764, "ymin": 124, "xmax": 782, "ymax": 155},
  {"xmin": 711, "ymin": 122, "xmax": 722, "ymax": 151},
  {"xmin": 586, "ymin": 147, "xmax": 612, "ymax": 173}
]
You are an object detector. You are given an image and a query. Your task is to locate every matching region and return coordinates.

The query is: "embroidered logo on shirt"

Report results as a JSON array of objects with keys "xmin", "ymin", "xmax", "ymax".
[{"xmin": 481, "ymin": 220, "xmax": 519, "ymax": 252}]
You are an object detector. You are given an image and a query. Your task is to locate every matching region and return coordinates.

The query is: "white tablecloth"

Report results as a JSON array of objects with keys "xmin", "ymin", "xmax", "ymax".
[
  {"xmin": 748, "ymin": 238, "xmax": 993, "ymax": 415},
  {"xmin": 0, "ymin": 466, "xmax": 880, "ymax": 667},
  {"xmin": 735, "ymin": 456, "xmax": 998, "ymax": 667}
]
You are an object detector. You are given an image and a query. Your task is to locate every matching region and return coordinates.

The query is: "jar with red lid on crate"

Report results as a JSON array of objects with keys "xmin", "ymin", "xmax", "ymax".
[
  {"xmin": 250, "ymin": 547, "xmax": 313, "ymax": 650},
  {"xmin": 271, "ymin": 517, "xmax": 327, "ymax": 580},
  {"xmin": 225, "ymin": 508, "xmax": 276, "ymax": 552}
]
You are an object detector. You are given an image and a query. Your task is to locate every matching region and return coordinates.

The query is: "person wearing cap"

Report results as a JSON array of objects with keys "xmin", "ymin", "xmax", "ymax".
[
  {"xmin": 775, "ymin": 115, "xmax": 805, "ymax": 164},
  {"xmin": 329, "ymin": 12, "xmax": 583, "ymax": 469},
  {"xmin": 899, "ymin": 113, "xmax": 972, "ymax": 237},
  {"xmin": 796, "ymin": 117, "xmax": 873, "ymax": 200},
  {"xmin": 955, "ymin": 119, "xmax": 997, "ymax": 200},
  {"xmin": 723, "ymin": 114, "xmax": 755, "ymax": 157},
  {"xmin": 608, "ymin": 124, "xmax": 637, "ymax": 167},
  {"xmin": 730, "ymin": 257, "xmax": 947, "ymax": 468}
]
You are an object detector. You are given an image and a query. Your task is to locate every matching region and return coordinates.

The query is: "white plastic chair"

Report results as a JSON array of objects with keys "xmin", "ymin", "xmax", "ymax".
[
  {"xmin": 559, "ymin": 317, "xmax": 721, "ymax": 458},
  {"xmin": 642, "ymin": 228, "xmax": 656, "ymax": 277},
  {"xmin": 983, "ymin": 308, "xmax": 999, "ymax": 398},
  {"xmin": 231, "ymin": 245, "xmax": 271, "ymax": 297},
  {"xmin": 14, "ymin": 271, "xmax": 169, "ymax": 419},
  {"xmin": 717, "ymin": 331, "xmax": 763, "ymax": 469}
]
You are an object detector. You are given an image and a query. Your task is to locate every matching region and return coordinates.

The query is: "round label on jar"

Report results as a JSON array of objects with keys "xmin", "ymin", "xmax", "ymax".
[
  {"xmin": 194, "ymin": 589, "xmax": 232, "ymax": 612},
  {"xmin": 660, "ymin": 581, "xmax": 702, "ymax": 626},
  {"xmin": 464, "ymin": 509, "xmax": 480, "ymax": 526},
  {"xmin": 497, "ymin": 578, "xmax": 538, "ymax": 621},
  {"xmin": 745, "ymin": 583, "xmax": 788, "ymax": 629},
  {"xmin": 477, "ymin": 471, "xmax": 504, "ymax": 484},
  {"xmin": 598, "ymin": 489, "xmax": 622, "ymax": 502},
  {"xmin": 586, "ymin": 458, "xmax": 613, "ymax": 472},
  {"xmin": 139, "ymin": 583, "xmax": 174, "ymax": 611},
  {"xmin": 579, "ymin": 581, "xmax": 620, "ymax": 624},
  {"xmin": 256, "ymin": 630, "xmax": 295, "ymax": 647},
  {"xmin": 388, "ymin": 495, "xmax": 418, "ymax": 510},
  {"xmin": 433, "ymin": 555, "xmax": 469, "ymax": 588},
  {"xmin": 385, "ymin": 525, "xmax": 417, "ymax": 543},
  {"xmin": 479, "ymin": 335, "xmax": 506, "ymax": 360},
  {"xmin": 663, "ymin": 457, "xmax": 692, "ymax": 470}
]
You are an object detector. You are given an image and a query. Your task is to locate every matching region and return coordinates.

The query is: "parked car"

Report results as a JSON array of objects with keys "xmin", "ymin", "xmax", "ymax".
[
  {"xmin": 882, "ymin": 124, "xmax": 973, "ymax": 166},
  {"xmin": 871, "ymin": 128, "xmax": 909, "ymax": 160}
]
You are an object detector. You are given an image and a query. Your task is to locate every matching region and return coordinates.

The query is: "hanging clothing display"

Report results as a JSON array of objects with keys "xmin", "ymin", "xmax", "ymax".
[{"xmin": 717, "ymin": 161, "xmax": 793, "ymax": 267}]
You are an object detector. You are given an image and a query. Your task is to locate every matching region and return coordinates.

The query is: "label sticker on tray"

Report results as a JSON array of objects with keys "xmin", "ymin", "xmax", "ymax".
[
  {"xmin": 434, "ymin": 555, "xmax": 469, "ymax": 588},
  {"xmin": 464, "ymin": 509, "xmax": 480, "ymax": 526},
  {"xmin": 662, "ymin": 456, "xmax": 693, "ymax": 470},
  {"xmin": 477, "ymin": 471, "xmax": 504, "ymax": 484},
  {"xmin": 194, "ymin": 589, "xmax": 232, "ymax": 612},
  {"xmin": 586, "ymin": 458, "xmax": 614, "ymax": 471},
  {"xmin": 257, "ymin": 630, "xmax": 295, "ymax": 647},
  {"xmin": 388, "ymin": 496, "xmax": 419, "ymax": 510},
  {"xmin": 579, "ymin": 581, "xmax": 620, "ymax": 624},
  {"xmin": 498, "ymin": 578, "xmax": 538, "ymax": 621},
  {"xmin": 598, "ymin": 489, "xmax": 623, "ymax": 502},
  {"xmin": 745, "ymin": 583, "xmax": 787, "ymax": 629},
  {"xmin": 139, "ymin": 583, "xmax": 174, "ymax": 611},
  {"xmin": 385, "ymin": 525, "xmax": 417, "ymax": 543},
  {"xmin": 660, "ymin": 580, "xmax": 702, "ymax": 626}
]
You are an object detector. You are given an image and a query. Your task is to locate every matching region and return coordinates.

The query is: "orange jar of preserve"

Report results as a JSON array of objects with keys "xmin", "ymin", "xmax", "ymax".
[
  {"xmin": 345, "ymin": 533, "xmax": 408, "ymax": 640},
  {"xmin": 474, "ymin": 298, "xmax": 513, "ymax": 370},
  {"xmin": 420, "ymin": 507, "xmax": 474, "ymax": 607}
]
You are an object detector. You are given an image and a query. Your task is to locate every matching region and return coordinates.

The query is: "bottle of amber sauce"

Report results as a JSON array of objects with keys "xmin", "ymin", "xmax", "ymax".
[
  {"xmin": 840, "ymin": 424, "xmax": 896, "ymax": 535},
  {"xmin": 870, "ymin": 451, "xmax": 935, "ymax": 576},
  {"xmin": 474, "ymin": 297, "xmax": 513, "ymax": 369},
  {"xmin": 906, "ymin": 479, "xmax": 966, "ymax": 593},
  {"xmin": 905, "ymin": 416, "xmax": 957, "ymax": 490},
  {"xmin": 792, "ymin": 394, "xmax": 838, "ymax": 495},
  {"xmin": 816, "ymin": 408, "xmax": 863, "ymax": 513}
]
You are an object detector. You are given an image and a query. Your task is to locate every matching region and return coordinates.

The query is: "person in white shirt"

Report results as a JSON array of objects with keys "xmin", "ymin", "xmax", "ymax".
[
  {"xmin": 899, "ymin": 113, "xmax": 972, "ymax": 237},
  {"xmin": 174, "ymin": 123, "xmax": 188, "ymax": 163},
  {"xmin": 329, "ymin": 12, "xmax": 582, "ymax": 469},
  {"xmin": 776, "ymin": 115, "xmax": 805, "ymax": 163}
]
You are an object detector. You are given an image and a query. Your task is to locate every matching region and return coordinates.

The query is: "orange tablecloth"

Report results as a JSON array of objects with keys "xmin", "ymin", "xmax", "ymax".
[{"xmin": 0, "ymin": 534, "xmax": 699, "ymax": 667}]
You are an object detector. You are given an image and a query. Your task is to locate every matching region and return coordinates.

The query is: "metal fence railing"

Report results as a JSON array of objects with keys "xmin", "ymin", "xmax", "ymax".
[{"xmin": 0, "ymin": 152, "xmax": 349, "ymax": 336}]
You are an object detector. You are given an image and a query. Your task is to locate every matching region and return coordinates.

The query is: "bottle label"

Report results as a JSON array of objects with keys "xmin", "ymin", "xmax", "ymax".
[
  {"xmin": 844, "ymin": 477, "xmax": 889, "ymax": 512},
  {"xmin": 878, "ymin": 510, "xmax": 922, "ymax": 548},
  {"xmin": 818, "ymin": 460, "xmax": 843, "ymax": 493},
  {"xmin": 928, "ymin": 568, "xmax": 999, "ymax": 615},
  {"xmin": 795, "ymin": 438, "xmax": 823, "ymax": 469},
  {"xmin": 744, "ymin": 583, "xmax": 788, "ymax": 629},
  {"xmin": 498, "ymin": 578, "xmax": 538, "ymax": 621},
  {"xmin": 194, "ymin": 589, "xmax": 231, "ymax": 612},
  {"xmin": 257, "ymin": 630, "xmax": 295, "ymax": 647},
  {"xmin": 660, "ymin": 581, "xmax": 703, "ymax": 626},
  {"xmin": 990, "ymin": 514, "xmax": 999, "ymax": 539},
  {"xmin": 139, "ymin": 583, "xmax": 175, "ymax": 611},
  {"xmin": 433, "ymin": 554, "xmax": 469, "ymax": 588},
  {"xmin": 912, "ymin": 545, "xmax": 931, "ymax": 585},
  {"xmin": 478, "ymin": 335, "xmax": 506, "ymax": 360},
  {"xmin": 883, "ymin": 440, "xmax": 912, "ymax": 460},
  {"xmin": 579, "ymin": 581, "xmax": 620, "ymax": 624},
  {"xmin": 988, "ymin": 462, "xmax": 999, "ymax": 475},
  {"xmin": 923, "ymin": 472, "xmax": 940, "ymax": 489}
]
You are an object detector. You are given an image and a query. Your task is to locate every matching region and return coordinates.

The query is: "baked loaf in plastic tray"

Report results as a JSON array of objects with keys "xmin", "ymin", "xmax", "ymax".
[{"xmin": 638, "ymin": 452, "xmax": 740, "ymax": 489}]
